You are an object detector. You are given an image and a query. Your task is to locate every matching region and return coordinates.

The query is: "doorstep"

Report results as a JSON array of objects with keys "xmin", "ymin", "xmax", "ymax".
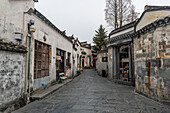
[
  {"xmin": 30, "ymin": 79, "xmax": 72, "ymax": 100},
  {"xmin": 113, "ymin": 80, "xmax": 134, "ymax": 86}
]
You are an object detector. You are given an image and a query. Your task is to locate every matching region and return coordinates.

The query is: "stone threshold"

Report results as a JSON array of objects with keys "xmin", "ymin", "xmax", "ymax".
[{"xmin": 112, "ymin": 79, "xmax": 134, "ymax": 86}]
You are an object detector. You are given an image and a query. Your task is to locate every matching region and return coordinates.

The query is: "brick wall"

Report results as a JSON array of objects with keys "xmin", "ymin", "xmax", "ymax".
[{"xmin": 134, "ymin": 24, "xmax": 170, "ymax": 101}]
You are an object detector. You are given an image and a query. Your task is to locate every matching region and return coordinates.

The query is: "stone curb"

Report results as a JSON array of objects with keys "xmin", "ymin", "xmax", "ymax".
[
  {"xmin": 134, "ymin": 90, "xmax": 170, "ymax": 106},
  {"xmin": 30, "ymin": 79, "xmax": 73, "ymax": 100}
]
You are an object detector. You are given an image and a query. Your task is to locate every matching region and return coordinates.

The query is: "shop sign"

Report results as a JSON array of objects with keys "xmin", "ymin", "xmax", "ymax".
[
  {"xmin": 49, "ymin": 48, "xmax": 51, "ymax": 63},
  {"xmin": 56, "ymin": 55, "xmax": 61, "ymax": 60},
  {"xmin": 122, "ymin": 58, "xmax": 129, "ymax": 62}
]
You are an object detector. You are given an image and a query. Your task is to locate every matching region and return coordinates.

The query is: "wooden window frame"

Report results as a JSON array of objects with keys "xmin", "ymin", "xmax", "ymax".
[{"xmin": 34, "ymin": 40, "xmax": 50, "ymax": 79}]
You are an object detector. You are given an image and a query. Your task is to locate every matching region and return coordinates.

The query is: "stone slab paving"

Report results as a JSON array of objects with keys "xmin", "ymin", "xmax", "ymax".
[{"xmin": 13, "ymin": 69, "xmax": 170, "ymax": 113}]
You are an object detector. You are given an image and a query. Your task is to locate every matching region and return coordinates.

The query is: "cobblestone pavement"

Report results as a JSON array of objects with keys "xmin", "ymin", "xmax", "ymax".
[{"xmin": 13, "ymin": 69, "xmax": 170, "ymax": 113}]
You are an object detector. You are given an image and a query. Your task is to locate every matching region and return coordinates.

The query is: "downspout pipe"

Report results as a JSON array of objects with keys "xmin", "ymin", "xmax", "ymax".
[
  {"xmin": 27, "ymin": 19, "xmax": 35, "ymax": 99},
  {"xmin": 27, "ymin": 32, "xmax": 32, "ymax": 96},
  {"xmin": 131, "ymin": 36, "xmax": 135, "ymax": 86},
  {"xmin": 23, "ymin": 8, "xmax": 34, "ymax": 101}
]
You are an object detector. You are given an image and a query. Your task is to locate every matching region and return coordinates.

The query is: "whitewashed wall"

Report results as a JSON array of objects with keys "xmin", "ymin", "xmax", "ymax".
[
  {"xmin": 0, "ymin": 0, "xmax": 34, "ymax": 43},
  {"xmin": 0, "ymin": 50, "xmax": 24, "ymax": 110},
  {"xmin": 26, "ymin": 13, "xmax": 73, "ymax": 90},
  {"xmin": 80, "ymin": 46, "xmax": 92, "ymax": 67},
  {"xmin": 136, "ymin": 10, "xmax": 170, "ymax": 31}
]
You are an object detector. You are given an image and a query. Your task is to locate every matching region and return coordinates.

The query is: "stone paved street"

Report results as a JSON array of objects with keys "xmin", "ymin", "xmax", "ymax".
[{"xmin": 13, "ymin": 69, "xmax": 170, "ymax": 113}]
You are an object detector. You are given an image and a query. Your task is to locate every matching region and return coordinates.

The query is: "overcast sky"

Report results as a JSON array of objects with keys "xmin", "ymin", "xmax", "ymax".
[{"xmin": 35, "ymin": 0, "xmax": 170, "ymax": 44}]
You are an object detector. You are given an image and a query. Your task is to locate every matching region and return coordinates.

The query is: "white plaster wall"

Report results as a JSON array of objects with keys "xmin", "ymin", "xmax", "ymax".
[
  {"xmin": 108, "ymin": 47, "xmax": 113, "ymax": 79},
  {"xmin": 110, "ymin": 27, "xmax": 134, "ymax": 39},
  {"xmin": 0, "ymin": 0, "xmax": 34, "ymax": 108},
  {"xmin": 81, "ymin": 46, "xmax": 92, "ymax": 67},
  {"xmin": 72, "ymin": 42, "xmax": 81, "ymax": 76},
  {"xmin": 25, "ymin": 13, "xmax": 73, "ymax": 90},
  {"xmin": 136, "ymin": 10, "xmax": 170, "ymax": 31},
  {"xmin": 0, "ymin": 0, "xmax": 34, "ymax": 43},
  {"xmin": 72, "ymin": 49, "xmax": 77, "ymax": 76}
]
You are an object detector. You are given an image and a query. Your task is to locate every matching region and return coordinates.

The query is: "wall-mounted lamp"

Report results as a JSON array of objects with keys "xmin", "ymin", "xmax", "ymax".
[
  {"xmin": 28, "ymin": 19, "xmax": 36, "ymax": 33},
  {"xmin": 30, "ymin": 25, "xmax": 36, "ymax": 33},
  {"xmin": 34, "ymin": 0, "xmax": 39, "ymax": 2},
  {"xmin": 109, "ymin": 55, "xmax": 112, "ymax": 60}
]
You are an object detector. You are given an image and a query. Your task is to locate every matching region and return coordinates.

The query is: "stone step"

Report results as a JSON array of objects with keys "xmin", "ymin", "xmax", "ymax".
[{"xmin": 30, "ymin": 79, "xmax": 72, "ymax": 100}]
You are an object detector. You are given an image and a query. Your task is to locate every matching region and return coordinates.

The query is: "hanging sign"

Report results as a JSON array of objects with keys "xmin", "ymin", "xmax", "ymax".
[
  {"xmin": 56, "ymin": 55, "xmax": 61, "ymax": 60},
  {"xmin": 49, "ymin": 48, "xmax": 51, "ymax": 63}
]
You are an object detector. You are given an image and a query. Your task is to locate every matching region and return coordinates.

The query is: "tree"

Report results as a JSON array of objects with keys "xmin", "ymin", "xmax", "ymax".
[
  {"xmin": 93, "ymin": 25, "xmax": 107, "ymax": 52},
  {"xmin": 105, "ymin": 0, "xmax": 139, "ymax": 30},
  {"xmin": 126, "ymin": 4, "xmax": 139, "ymax": 23}
]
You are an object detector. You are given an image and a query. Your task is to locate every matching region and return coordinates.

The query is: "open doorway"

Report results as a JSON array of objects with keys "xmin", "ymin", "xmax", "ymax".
[
  {"xmin": 119, "ymin": 45, "xmax": 130, "ymax": 81},
  {"xmin": 82, "ymin": 58, "xmax": 85, "ymax": 68},
  {"xmin": 56, "ymin": 48, "xmax": 65, "ymax": 81}
]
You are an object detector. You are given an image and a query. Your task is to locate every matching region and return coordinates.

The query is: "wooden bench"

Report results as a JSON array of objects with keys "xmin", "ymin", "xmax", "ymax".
[
  {"xmin": 123, "ymin": 77, "xmax": 128, "ymax": 81},
  {"xmin": 58, "ymin": 73, "xmax": 67, "ymax": 83}
]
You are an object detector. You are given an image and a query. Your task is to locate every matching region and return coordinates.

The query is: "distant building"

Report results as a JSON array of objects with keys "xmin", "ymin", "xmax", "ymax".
[
  {"xmin": 70, "ymin": 36, "xmax": 82, "ymax": 77},
  {"xmin": 80, "ymin": 41, "xmax": 92, "ymax": 68}
]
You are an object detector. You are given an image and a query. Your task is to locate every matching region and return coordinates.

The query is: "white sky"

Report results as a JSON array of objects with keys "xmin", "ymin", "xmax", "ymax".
[{"xmin": 35, "ymin": 0, "xmax": 170, "ymax": 44}]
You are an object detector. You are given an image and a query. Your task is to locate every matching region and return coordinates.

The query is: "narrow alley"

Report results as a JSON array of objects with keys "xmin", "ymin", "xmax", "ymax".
[{"xmin": 13, "ymin": 69, "xmax": 170, "ymax": 113}]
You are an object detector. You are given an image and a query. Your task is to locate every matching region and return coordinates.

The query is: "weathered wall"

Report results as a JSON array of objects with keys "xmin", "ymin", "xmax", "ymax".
[
  {"xmin": 0, "ymin": 50, "xmax": 24, "ymax": 110},
  {"xmin": 0, "ymin": 0, "xmax": 34, "ymax": 43},
  {"xmin": 107, "ymin": 47, "xmax": 113, "ymax": 80},
  {"xmin": 96, "ymin": 62, "xmax": 108, "ymax": 76},
  {"xmin": 72, "ymin": 42, "xmax": 81, "ymax": 77},
  {"xmin": 72, "ymin": 51, "xmax": 77, "ymax": 77},
  {"xmin": 26, "ymin": 12, "xmax": 73, "ymax": 90},
  {"xmin": 134, "ymin": 24, "xmax": 170, "ymax": 101},
  {"xmin": 0, "ymin": 0, "xmax": 34, "ymax": 110},
  {"xmin": 96, "ymin": 52, "xmax": 108, "ymax": 76},
  {"xmin": 80, "ymin": 46, "xmax": 92, "ymax": 67}
]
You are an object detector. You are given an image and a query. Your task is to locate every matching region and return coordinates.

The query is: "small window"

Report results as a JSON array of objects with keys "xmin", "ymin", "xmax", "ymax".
[
  {"xmin": 57, "ymin": 50, "xmax": 60, "ymax": 56},
  {"xmin": 102, "ymin": 57, "xmax": 108, "ymax": 62}
]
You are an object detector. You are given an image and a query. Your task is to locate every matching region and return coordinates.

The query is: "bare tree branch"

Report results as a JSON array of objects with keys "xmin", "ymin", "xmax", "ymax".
[{"xmin": 105, "ymin": 0, "xmax": 139, "ymax": 30}]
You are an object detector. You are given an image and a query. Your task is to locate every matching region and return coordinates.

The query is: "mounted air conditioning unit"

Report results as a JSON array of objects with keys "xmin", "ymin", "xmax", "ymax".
[
  {"xmin": 34, "ymin": 0, "xmax": 38, "ymax": 2},
  {"xmin": 14, "ymin": 32, "xmax": 23, "ymax": 41}
]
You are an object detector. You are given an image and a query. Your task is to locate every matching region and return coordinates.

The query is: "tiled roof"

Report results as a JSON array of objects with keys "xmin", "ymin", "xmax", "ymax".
[
  {"xmin": 109, "ymin": 30, "xmax": 134, "ymax": 43},
  {"xmin": 109, "ymin": 21, "xmax": 136, "ymax": 37},
  {"xmin": 135, "ymin": 5, "xmax": 170, "ymax": 29},
  {"xmin": 0, "ymin": 40, "xmax": 27, "ymax": 53},
  {"xmin": 98, "ymin": 49, "xmax": 108, "ymax": 54},
  {"xmin": 134, "ymin": 16, "xmax": 170, "ymax": 37}
]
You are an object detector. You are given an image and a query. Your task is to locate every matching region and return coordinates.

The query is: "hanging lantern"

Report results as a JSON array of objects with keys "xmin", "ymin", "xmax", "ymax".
[{"xmin": 30, "ymin": 25, "xmax": 36, "ymax": 33}]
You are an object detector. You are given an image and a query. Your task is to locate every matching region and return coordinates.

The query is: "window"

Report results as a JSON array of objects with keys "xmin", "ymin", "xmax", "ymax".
[
  {"xmin": 102, "ymin": 57, "xmax": 108, "ymax": 62},
  {"xmin": 34, "ymin": 40, "xmax": 50, "ymax": 79}
]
